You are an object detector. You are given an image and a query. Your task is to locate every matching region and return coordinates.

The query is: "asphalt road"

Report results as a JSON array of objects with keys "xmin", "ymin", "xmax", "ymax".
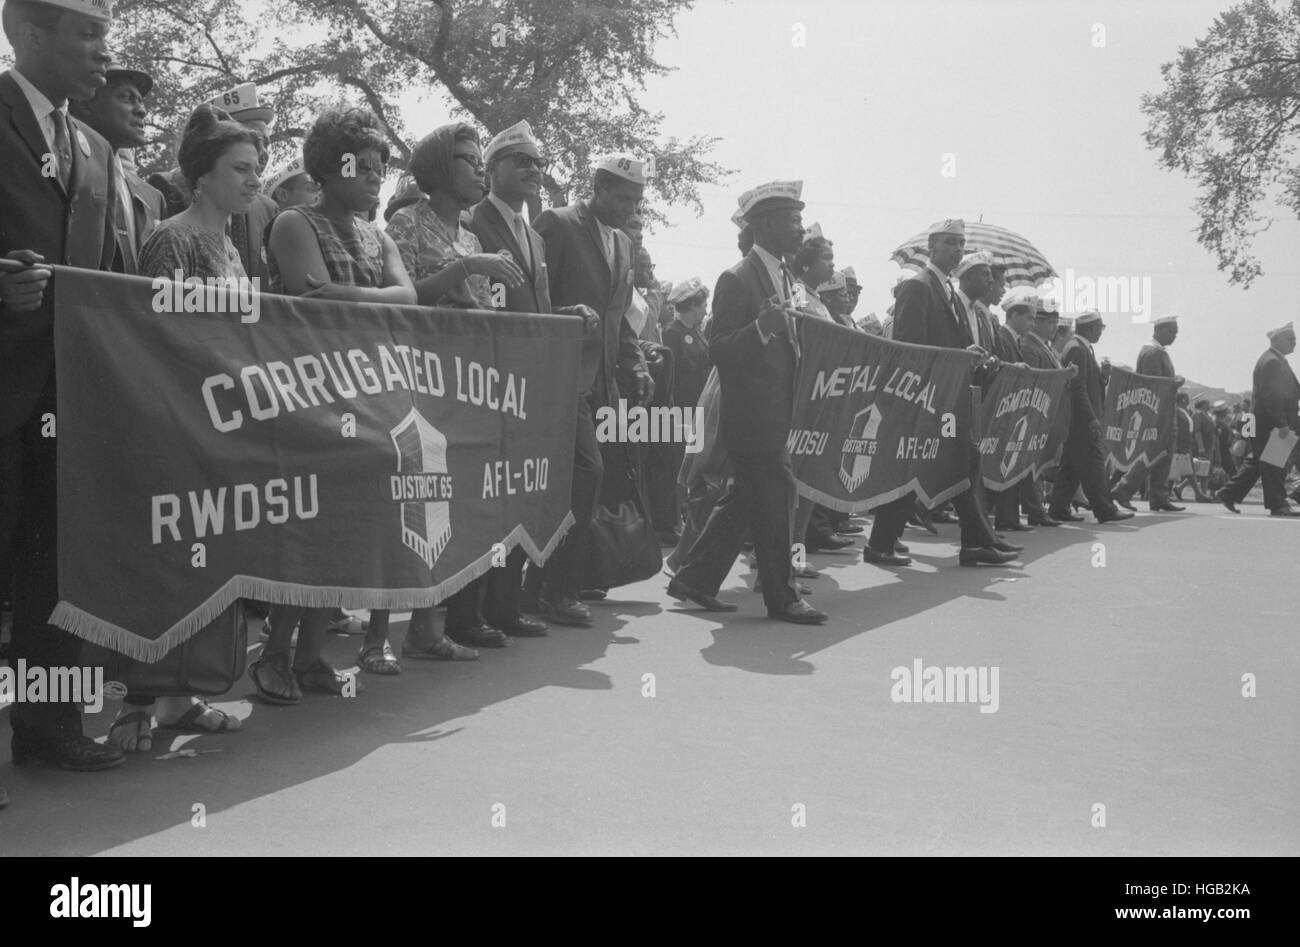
[{"xmin": 1, "ymin": 498, "xmax": 1296, "ymax": 856}]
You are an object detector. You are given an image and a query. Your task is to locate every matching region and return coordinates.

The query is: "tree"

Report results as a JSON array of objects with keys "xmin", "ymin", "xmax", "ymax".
[
  {"xmin": 1141, "ymin": 0, "xmax": 1300, "ymax": 287},
  {"xmin": 95, "ymin": 0, "xmax": 731, "ymax": 223}
]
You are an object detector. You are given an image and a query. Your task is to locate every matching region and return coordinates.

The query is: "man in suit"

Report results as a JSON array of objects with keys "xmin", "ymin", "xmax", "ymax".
[
  {"xmin": 1005, "ymin": 293, "xmax": 1067, "ymax": 527},
  {"xmin": 68, "ymin": 65, "xmax": 164, "ymax": 274},
  {"xmin": 456, "ymin": 120, "xmax": 553, "ymax": 639},
  {"xmin": 1216, "ymin": 323, "xmax": 1300, "ymax": 516},
  {"xmin": 1048, "ymin": 311, "xmax": 1134, "ymax": 523},
  {"xmin": 0, "ymin": 0, "xmax": 126, "ymax": 776},
  {"xmin": 667, "ymin": 180, "xmax": 827, "ymax": 624},
  {"xmin": 863, "ymin": 224, "xmax": 1019, "ymax": 568},
  {"xmin": 530, "ymin": 154, "xmax": 653, "ymax": 625},
  {"xmin": 987, "ymin": 288, "xmax": 1043, "ymax": 531},
  {"xmin": 1111, "ymin": 315, "xmax": 1186, "ymax": 511}
]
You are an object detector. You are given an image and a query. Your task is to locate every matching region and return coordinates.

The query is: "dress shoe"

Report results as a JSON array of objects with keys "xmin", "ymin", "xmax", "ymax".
[
  {"xmin": 1027, "ymin": 511, "xmax": 1060, "ymax": 527},
  {"xmin": 539, "ymin": 595, "xmax": 593, "ymax": 626},
  {"xmin": 1270, "ymin": 505, "xmax": 1300, "ymax": 517},
  {"xmin": 794, "ymin": 565, "xmax": 822, "ymax": 579},
  {"xmin": 911, "ymin": 510, "xmax": 938, "ymax": 534},
  {"xmin": 657, "ymin": 529, "xmax": 682, "ymax": 545},
  {"xmin": 991, "ymin": 538, "xmax": 1023, "ymax": 553},
  {"xmin": 835, "ymin": 523, "xmax": 865, "ymax": 534},
  {"xmin": 489, "ymin": 614, "xmax": 549, "ymax": 637},
  {"xmin": 12, "ymin": 736, "xmax": 125, "ymax": 771},
  {"xmin": 958, "ymin": 546, "xmax": 1018, "ymax": 566},
  {"xmin": 446, "ymin": 623, "xmax": 511, "ymax": 648},
  {"xmin": 863, "ymin": 547, "xmax": 912, "ymax": 566},
  {"xmin": 1111, "ymin": 491, "xmax": 1136, "ymax": 511},
  {"xmin": 1048, "ymin": 507, "xmax": 1084, "ymax": 522},
  {"xmin": 767, "ymin": 600, "xmax": 829, "ymax": 624},
  {"xmin": 761, "ymin": 582, "xmax": 812, "ymax": 595},
  {"xmin": 1215, "ymin": 489, "xmax": 1239, "ymax": 513},
  {"xmin": 894, "ymin": 540, "xmax": 910, "ymax": 554},
  {"xmin": 667, "ymin": 577, "xmax": 738, "ymax": 612},
  {"xmin": 996, "ymin": 521, "xmax": 1032, "ymax": 532},
  {"xmin": 1149, "ymin": 501, "xmax": 1185, "ymax": 512},
  {"xmin": 808, "ymin": 533, "xmax": 854, "ymax": 551},
  {"xmin": 1095, "ymin": 508, "xmax": 1135, "ymax": 524},
  {"xmin": 579, "ymin": 588, "xmax": 608, "ymax": 601}
]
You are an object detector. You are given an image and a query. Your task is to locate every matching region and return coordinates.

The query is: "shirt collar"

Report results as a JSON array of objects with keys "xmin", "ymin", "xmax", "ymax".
[
  {"xmin": 488, "ymin": 191, "xmax": 525, "ymax": 227},
  {"xmin": 10, "ymin": 67, "xmax": 63, "ymax": 124},
  {"xmin": 925, "ymin": 260, "xmax": 952, "ymax": 286}
]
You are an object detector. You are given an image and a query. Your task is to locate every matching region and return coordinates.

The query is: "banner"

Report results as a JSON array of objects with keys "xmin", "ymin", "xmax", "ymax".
[
  {"xmin": 789, "ymin": 317, "xmax": 976, "ymax": 513},
  {"xmin": 1101, "ymin": 366, "xmax": 1179, "ymax": 477},
  {"xmin": 977, "ymin": 363, "xmax": 1073, "ymax": 489},
  {"xmin": 50, "ymin": 268, "xmax": 582, "ymax": 661}
]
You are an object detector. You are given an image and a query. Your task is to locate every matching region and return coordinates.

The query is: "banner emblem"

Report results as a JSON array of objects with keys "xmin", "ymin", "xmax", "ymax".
[
  {"xmin": 1123, "ymin": 410, "xmax": 1143, "ymax": 461},
  {"xmin": 390, "ymin": 408, "xmax": 453, "ymax": 570},
  {"xmin": 839, "ymin": 403, "xmax": 882, "ymax": 492},
  {"xmin": 1000, "ymin": 415, "xmax": 1030, "ymax": 480}
]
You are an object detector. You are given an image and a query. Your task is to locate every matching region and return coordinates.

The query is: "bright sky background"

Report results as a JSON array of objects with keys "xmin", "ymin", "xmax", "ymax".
[{"xmin": 6, "ymin": 0, "xmax": 1295, "ymax": 392}]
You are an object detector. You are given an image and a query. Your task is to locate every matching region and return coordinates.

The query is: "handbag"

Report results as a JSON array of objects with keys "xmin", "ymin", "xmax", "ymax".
[
  {"xmin": 588, "ymin": 447, "xmax": 663, "ymax": 589},
  {"xmin": 82, "ymin": 603, "xmax": 248, "ymax": 697},
  {"xmin": 1192, "ymin": 457, "xmax": 1211, "ymax": 477},
  {"xmin": 1168, "ymin": 452, "xmax": 1194, "ymax": 480}
]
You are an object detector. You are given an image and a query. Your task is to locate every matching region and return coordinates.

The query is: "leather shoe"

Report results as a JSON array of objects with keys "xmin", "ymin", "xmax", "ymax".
[
  {"xmin": 808, "ymin": 533, "xmax": 854, "ymax": 551},
  {"xmin": 767, "ymin": 600, "xmax": 829, "ymax": 624},
  {"xmin": 996, "ymin": 521, "xmax": 1032, "ymax": 532},
  {"xmin": 446, "ymin": 623, "xmax": 511, "ymax": 648},
  {"xmin": 1270, "ymin": 505, "xmax": 1300, "ymax": 517},
  {"xmin": 12, "ymin": 735, "xmax": 125, "ymax": 771},
  {"xmin": 992, "ymin": 538, "xmax": 1023, "ymax": 553},
  {"xmin": 540, "ymin": 595, "xmax": 593, "ymax": 626},
  {"xmin": 667, "ymin": 577, "xmax": 738, "ymax": 612},
  {"xmin": 1027, "ymin": 511, "xmax": 1060, "ymax": 527},
  {"xmin": 835, "ymin": 523, "xmax": 865, "ymax": 534},
  {"xmin": 1111, "ymin": 491, "xmax": 1136, "ymax": 511},
  {"xmin": 794, "ymin": 565, "xmax": 822, "ymax": 579},
  {"xmin": 1048, "ymin": 507, "xmax": 1084, "ymax": 522},
  {"xmin": 1215, "ymin": 489, "xmax": 1239, "ymax": 513},
  {"xmin": 958, "ymin": 546, "xmax": 1018, "ymax": 566},
  {"xmin": 1150, "ymin": 501, "xmax": 1185, "ymax": 512},
  {"xmin": 894, "ymin": 540, "xmax": 910, "ymax": 554},
  {"xmin": 489, "ymin": 614, "xmax": 548, "ymax": 637},
  {"xmin": 1096, "ymin": 508, "xmax": 1135, "ymax": 523},
  {"xmin": 579, "ymin": 588, "xmax": 607, "ymax": 601},
  {"xmin": 933, "ymin": 509, "xmax": 959, "ymax": 524},
  {"xmin": 864, "ymin": 546, "xmax": 912, "ymax": 566}
]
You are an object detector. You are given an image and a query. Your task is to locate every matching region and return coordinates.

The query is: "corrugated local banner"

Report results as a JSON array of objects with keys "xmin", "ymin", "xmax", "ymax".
[
  {"xmin": 789, "ymin": 318, "xmax": 975, "ymax": 513},
  {"xmin": 977, "ymin": 363, "xmax": 1073, "ymax": 489},
  {"xmin": 1101, "ymin": 366, "xmax": 1179, "ymax": 477},
  {"xmin": 50, "ymin": 268, "xmax": 581, "ymax": 661}
]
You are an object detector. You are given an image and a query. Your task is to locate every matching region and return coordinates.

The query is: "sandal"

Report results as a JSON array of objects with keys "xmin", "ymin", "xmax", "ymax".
[
  {"xmin": 295, "ymin": 659, "xmax": 362, "ymax": 695},
  {"xmin": 157, "ymin": 699, "xmax": 244, "ymax": 733},
  {"xmin": 249, "ymin": 651, "xmax": 302, "ymax": 705},
  {"xmin": 108, "ymin": 709, "xmax": 155, "ymax": 753},
  {"xmin": 357, "ymin": 641, "xmax": 401, "ymax": 675},
  {"xmin": 402, "ymin": 635, "xmax": 479, "ymax": 661}
]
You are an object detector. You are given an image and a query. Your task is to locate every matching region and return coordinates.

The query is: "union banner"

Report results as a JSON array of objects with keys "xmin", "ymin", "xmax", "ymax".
[
  {"xmin": 1101, "ymin": 366, "xmax": 1179, "ymax": 477},
  {"xmin": 976, "ymin": 363, "xmax": 1073, "ymax": 489},
  {"xmin": 49, "ymin": 268, "xmax": 581, "ymax": 661},
  {"xmin": 789, "ymin": 318, "xmax": 976, "ymax": 513}
]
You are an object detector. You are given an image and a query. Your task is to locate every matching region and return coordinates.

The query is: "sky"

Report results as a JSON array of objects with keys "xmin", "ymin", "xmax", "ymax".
[{"xmin": 5, "ymin": 0, "xmax": 1295, "ymax": 392}]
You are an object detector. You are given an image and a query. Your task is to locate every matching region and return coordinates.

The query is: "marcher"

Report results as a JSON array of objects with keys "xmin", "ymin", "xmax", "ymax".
[{"xmin": 1111, "ymin": 315, "xmax": 1187, "ymax": 512}]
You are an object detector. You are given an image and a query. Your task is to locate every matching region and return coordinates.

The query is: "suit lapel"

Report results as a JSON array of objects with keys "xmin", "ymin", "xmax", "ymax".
[
  {"xmin": 577, "ymin": 201, "xmax": 614, "ymax": 280},
  {"xmin": 482, "ymin": 199, "xmax": 532, "ymax": 282},
  {"xmin": 67, "ymin": 113, "xmax": 87, "ymax": 203},
  {"xmin": 1, "ymin": 73, "xmax": 69, "ymax": 201}
]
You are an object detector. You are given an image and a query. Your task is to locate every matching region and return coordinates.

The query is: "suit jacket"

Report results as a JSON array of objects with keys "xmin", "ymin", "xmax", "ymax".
[
  {"xmin": 892, "ymin": 267, "xmax": 974, "ymax": 350},
  {"xmin": 0, "ymin": 70, "xmax": 118, "ymax": 436},
  {"xmin": 465, "ymin": 196, "xmax": 551, "ymax": 315},
  {"xmin": 1059, "ymin": 335, "xmax": 1105, "ymax": 427},
  {"xmin": 709, "ymin": 250, "xmax": 798, "ymax": 452},
  {"xmin": 1019, "ymin": 331, "xmax": 1062, "ymax": 370},
  {"xmin": 1253, "ymin": 347, "xmax": 1300, "ymax": 434},
  {"xmin": 662, "ymin": 318, "xmax": 710, "ymax": 410},
  {"xmin": 1135, "ymin": 343, "xmax": 1175, "ymax": 378},
  {"xmin": 114, "ymin": 166, "xmax": 166, "ymax": 275},
  {"xmin": 997, "ymin": 324, "xmax": 1023, "ymax": 362},
  {"xmin": 533, "ymin": 200, "xmax": 645, "ymax": 406}
]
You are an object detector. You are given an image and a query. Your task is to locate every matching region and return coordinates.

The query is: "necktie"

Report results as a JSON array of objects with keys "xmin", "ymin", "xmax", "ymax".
[
  {"xmin": 52, "ymin": 110, "xmax": 73, "ymax": 192},
  {"xmin": 950, "ymin": 287, "xmax": 971, "ymax": 340},
  {"xmin": 511, "ymin": 214, "xmax": 531, "ymax": 274},
  {"xmin": 779, "ymin": 263, "xmax": 802, "ymax": 359},
  {"xmin": 114, "ymin": 158, "xmax": 137, "ymax": 271}
]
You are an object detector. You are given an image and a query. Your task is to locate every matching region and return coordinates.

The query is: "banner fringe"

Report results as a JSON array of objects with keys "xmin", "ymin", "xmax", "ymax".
[{"xmin": 794, "ymin": 477, "xmax": 970, "ymax": 515}]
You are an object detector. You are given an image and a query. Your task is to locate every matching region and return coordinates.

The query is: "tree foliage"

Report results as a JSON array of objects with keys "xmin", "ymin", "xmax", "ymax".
[{"xmin": 1141, "ymin": 0, "xmax": 1300, "ymax": 287}]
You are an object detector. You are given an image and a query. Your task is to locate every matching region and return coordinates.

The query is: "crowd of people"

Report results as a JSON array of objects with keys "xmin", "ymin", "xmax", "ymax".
[{"xmin": 2, "ymin": 0, "xmax": 1299, "ymax": 811}]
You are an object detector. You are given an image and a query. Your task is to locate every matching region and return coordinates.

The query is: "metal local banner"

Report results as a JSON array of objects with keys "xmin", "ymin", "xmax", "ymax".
[
  {"xmin": 789, "ymin": 317, "xmax": 975, "ymax": 513},
  {"xmin": 50, "ymin": 268, "xmax": 581, "ymax": 661},
  {"xmin": 977, "ymin": 363, "xmax": 1073, "ymax": 489},
  {"xmin": 1101, "ymin": 366, "xmax": 1179, "ymax": 477}
]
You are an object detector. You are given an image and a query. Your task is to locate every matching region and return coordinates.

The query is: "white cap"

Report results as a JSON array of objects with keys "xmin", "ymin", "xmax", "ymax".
[
  {"xmin": 1153, "ymin": 315, "xmax": 1179, "ymax": 327},
  {"xmin": 668, "ymin": 277, "xmax": 708, "ymax": 305},
  {"xmin": 818, "ymin": 270, "xmax": 848, "ymax": 294},
  {"xmin": 32, "ymin": 0, "xmax": 113, "ymax": 22},
  {"xmin": 1076, "ymin": 310, "xmax": 1104, "ymax": 326},
  {"xmin": 1034, "ymin": 296, "xmax": 1060, "ymax": 317},
  {"xmin": 594, "ymin": 153, "xmax": 652, "ymax": 185},
  {"xmin": 804, "ymin": 222, "xmax": 824, "ymax": 240},
  {"xmin": 737, "ymin": 180, "xmax": 804, "ymax": 221},
  {"xmin": 1001, "ymin": 287, "xmax": 1039, "ymax": 313},
  {"xmin": 1267, "ymin": 321, "xmax": 1295, "ymax": 340},
  {"xmin": 954, "ymin": 250, "xmax": 995, "ymax": 277},
  {"xmin": 207, "ymin": 82, "xmax": 273, "ymax": 125},
  {"xmin": 843, "ymin": 266, "xmax": 858, "ymax": 283},
  {"xmin": 262, "ymin": 157, "xmax": 308, "ymax": 195},
  {"xmin": 484, "ymin": 120, "xmax": 542, "ymax": 165},
  {"xmin": 929, "ymin": 218, "xmax": 966, "ymax": 237}
]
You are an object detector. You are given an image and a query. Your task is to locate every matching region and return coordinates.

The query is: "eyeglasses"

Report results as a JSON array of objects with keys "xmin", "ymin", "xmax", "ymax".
[
  {"xmin": 509, "ymin": 153, "xmax": 548, "ymax": 171},
  {"xmin": 454, "ymin": 153, "xmax": 485, "ymax": 172},
  {"xmin": 355, "ymin": 158, "xmax": 387, "ymax": 178}
]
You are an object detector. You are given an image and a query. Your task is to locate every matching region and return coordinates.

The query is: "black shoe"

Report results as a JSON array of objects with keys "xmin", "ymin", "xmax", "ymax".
[
  {"xmin": 540, "ymin": 595, "xmax": 594, "ymax": 626},
  {"xmin": 767, "ymin": 600, "xmax": 829, "ymax": 624},
  {"xmin": 1027, "ymin": 511, "xmax": 1060, "ymax": 527},
  {"xmin": 894, "ymin": 540, "xmax": 910, "ymax": 554},
  {"xmin": 958, "ymin": 546, "xmax": 1018, "ymax": 566},
  {"xmin": 863, "ymin": 547, "xmax": 912, "ymax": 566},
  {"xmin": 991, "ymin": 538, "xmax": 1023, "ymax": 553},
  {"xmin": 446, "ymin": 623, "xmax": 511, "ymax": 648},
  {"xmin": 489, "ymin": 614, "xmax": 549, "ymax": 637},
  {"xmin": 657, "ymin": 529, "xmax": 682, "ymax": 545},
  {"xmin": 1270, "ymin": 505, "xmax": 1300, "ymax": 517},
  {"xmin": 1048, "ymin": 507, "xmax": 1084, "ymax": 522},
  {"xmin": 1149, "ymin": 501, "xmax": 1186, "ymax": 512},
  {"xmin": 808, "ymin": 533, "xmax": 854, "ymax": 551},
  {"xmin": 1096, "ymin": 508, "xmax": 1135, "ymax": 523},
  {"xmin": 12, "ymin": 736, "xmax": 125, "ymax": 771},
  {"xmin": 761, "ymin": 582, "xmax": 812, "ymax": 595},
  {"xmin": 579, "ymin": 588, "xmax": 607, "ymax": 601},
  {"xmin": 996, "ymin": 521, "xmax": 1032, "ymax": 532},
  {"xmin": 911, "ymin": 510, "xmax": 939, "ymax": 534},
  {"xmin": 667, "ymin": 577, "xmax": 738, "ymax": 612},
  {"xmin": 835, "ymin": 523, "xmax": 865, "ymax": 534},
  {"xmin": 1215, "ymin": 489, "xmax": 1239, "ymax": 513},
  {"xmin": 933, "ymin": 509, "xmax": 959, "ymax": 524}
]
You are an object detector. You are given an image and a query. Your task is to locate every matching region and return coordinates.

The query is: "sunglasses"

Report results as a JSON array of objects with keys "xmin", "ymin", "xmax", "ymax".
[{"xmin": 508, "ymin": 153, "xmax": 548, "ymax": 171}]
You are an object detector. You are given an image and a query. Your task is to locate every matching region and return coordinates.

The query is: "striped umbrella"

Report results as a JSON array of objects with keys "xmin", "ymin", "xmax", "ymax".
[{"xmin": 889, "ymin": 222, "xmax": 1057, "ymax": 287}]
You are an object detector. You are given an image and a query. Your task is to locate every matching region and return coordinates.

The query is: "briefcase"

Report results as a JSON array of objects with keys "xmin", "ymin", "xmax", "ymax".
[
  {"xmin": 1192, "ymin": 457, "xmax": 1211, "ymax": 478},
  {"xmin": 81, "ymin": 603, "xmax": 248, "ymax": 698}
]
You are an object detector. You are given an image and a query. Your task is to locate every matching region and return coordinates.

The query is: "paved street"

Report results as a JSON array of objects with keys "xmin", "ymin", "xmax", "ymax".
[{"xmin": 2, "ymin": 499, "xmax": 1296, "ymax": 856}]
